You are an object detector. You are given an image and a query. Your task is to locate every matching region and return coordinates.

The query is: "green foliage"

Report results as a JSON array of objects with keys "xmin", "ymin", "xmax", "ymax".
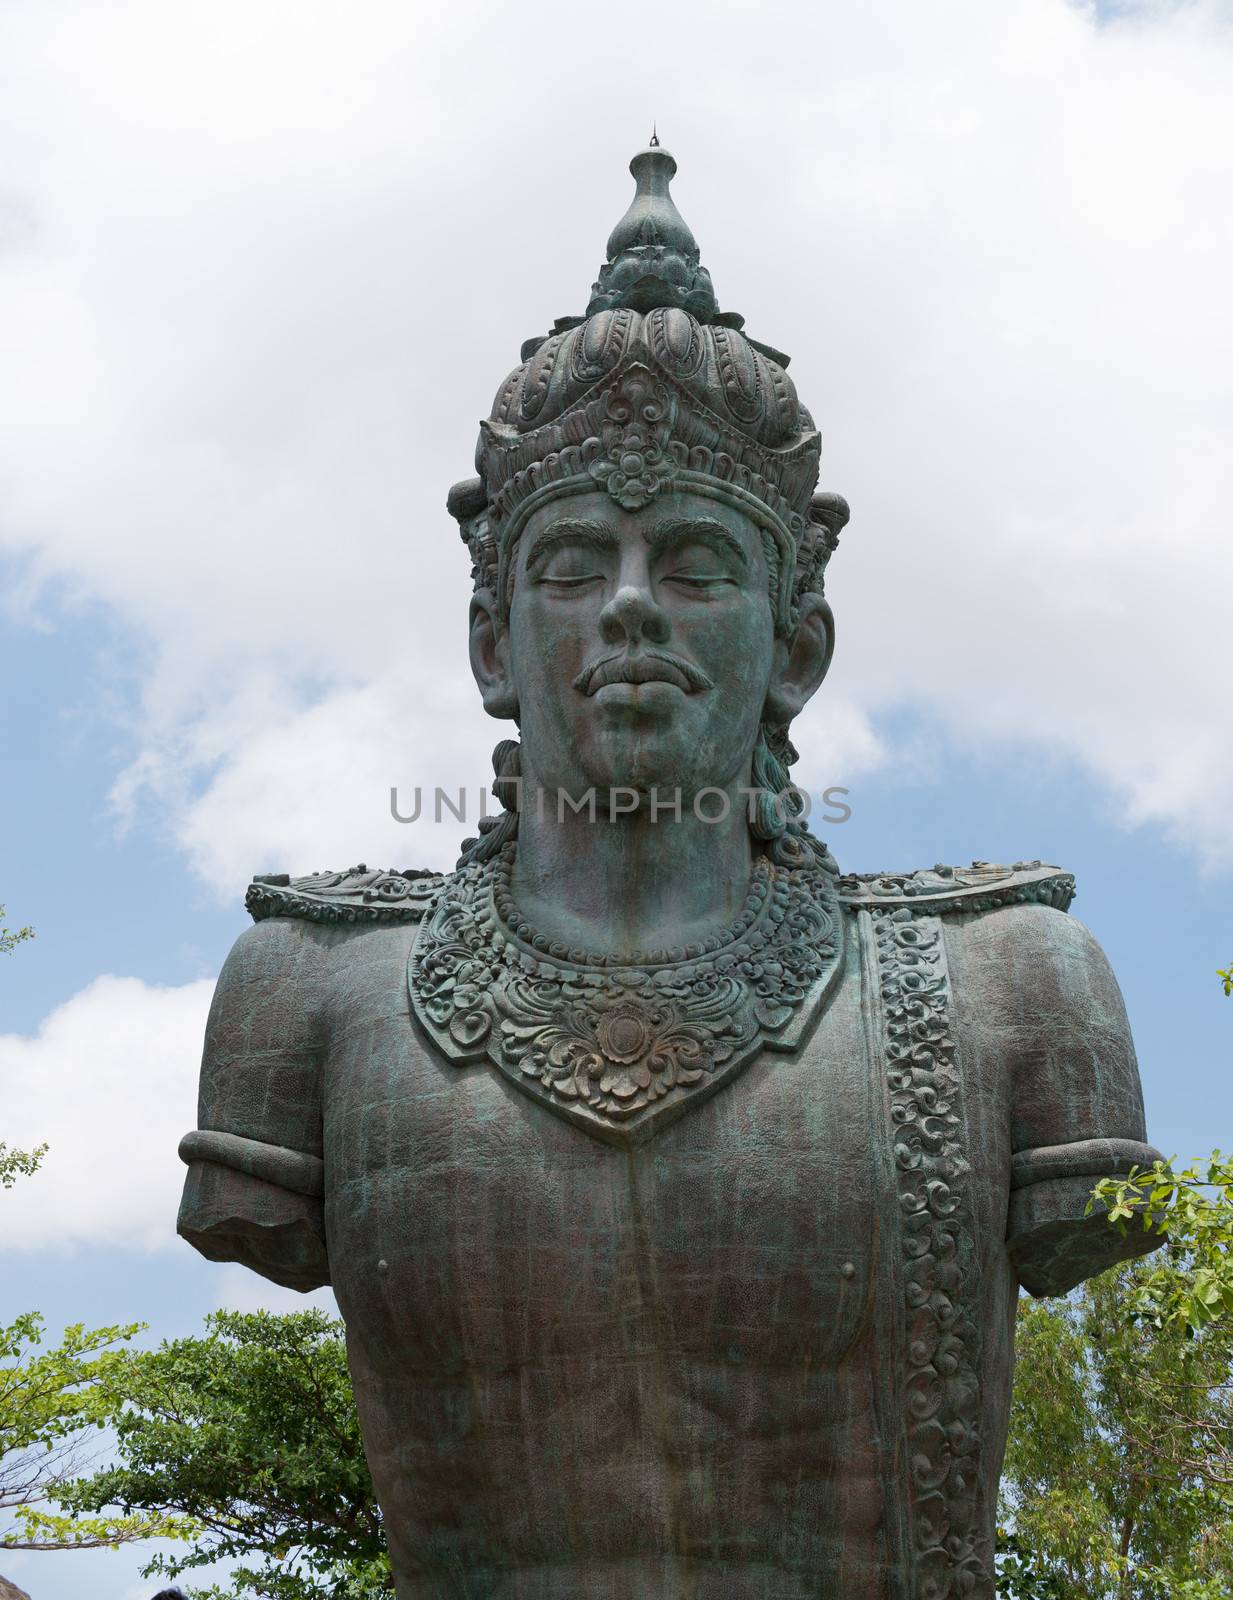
[
  {"xmin": 0, "ymin": 1312, "xmax": 173, "ymax": 1551},
  {"xmin": 1001, "ymin": 1152, "xmax": 1233, "ymax": 1598},
  {"xmin": 0, "ymin": 1144, "xmax": 47, "ymax": 1191},
  {"xmin": 0, "ymin": 904, "xmax": 33, "ymax": 958},
  {"xmin": 1093, "ymin": 1154, "xmax": 1233, "ymax": 1335},
  {"xmin": 996, "ymin": 1528, "xmax": 1065, "ymax": 1598},
  {"xmin": 1002, "ymin": 1262, "xmax": 1233, "ymax": 1597},
  {"xmin": 1, "ymin": 921, "xmax": 171, "ymax": 1558},
  {"xmin": 0, "ymin": 904, "xmax": 45, "ymax": 1194},
  {"xmin": 1218, "ymin": 965, "xmax": 1232, "ymax": 999},
  {"xmin": 990, "ymin": 971, "xmax": 1233, "ymax": 1591},
  {"xmin": 59, "ymin": 1309, "xmax": 391, "ymax": 1598}
]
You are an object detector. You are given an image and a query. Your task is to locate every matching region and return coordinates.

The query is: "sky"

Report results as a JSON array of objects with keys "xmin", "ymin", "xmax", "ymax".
[{"xmin": 1, "ymin": 0, "xmax": 1231, "ymax": 1594}]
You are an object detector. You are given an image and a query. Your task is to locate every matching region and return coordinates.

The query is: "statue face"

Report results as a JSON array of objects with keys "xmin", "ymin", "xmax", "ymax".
[{"xmin": 471, "ymin": 489, "xmax": 829, "ymax": 801}]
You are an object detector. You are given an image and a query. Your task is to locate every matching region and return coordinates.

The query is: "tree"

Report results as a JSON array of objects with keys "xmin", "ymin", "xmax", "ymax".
[
  {"xmin": 1001, "ymin": 1256, "xmax": 1233, "ymax": 1598},
  {"xmin": 0, "ymin": 1314, "xmax": 173, "ymax": 1555},
  {"xmin": 999, "ymin": 962, "xmax": 1233, "ymax": 1596},
  {"xmin": 1002, "ymin": 1159, "xmax": 1233, "ymax": 1592},
  {"xmin": 59, "ymin": 1310, "xmax": 390, "ymax": 1598},
  {"xmin": 1, "ymin": 900, "xmax": 173, "ymax": 1561}
]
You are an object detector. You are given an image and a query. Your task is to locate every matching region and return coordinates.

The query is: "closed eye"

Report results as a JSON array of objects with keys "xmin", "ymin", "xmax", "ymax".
[
  {"xmin": 653, "ymin": 532, "xmax": 745, "ymax": 594},
  {"xmin": 524, "ymin": 519, "xmax": 617, "ymax": 588},
  {"xmin": 531, "ymin": 548, "xmax": 611, "ymax": 590},
  {"xmin": 659, "ymin": 569, "xmax": 739, "ymax": 592},
  {"xmin": 655, "ymin": 560, "xmax": 742, "ymax": 592},
  {"xmin": 539, "ymin": 571, "xmax": 604, "ymax": 590}
]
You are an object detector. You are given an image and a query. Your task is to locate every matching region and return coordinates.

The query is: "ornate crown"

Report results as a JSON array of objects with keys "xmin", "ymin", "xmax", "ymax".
[{"xmin": 447, "ymin": 139, "xmax": 849, "ymax": 634}]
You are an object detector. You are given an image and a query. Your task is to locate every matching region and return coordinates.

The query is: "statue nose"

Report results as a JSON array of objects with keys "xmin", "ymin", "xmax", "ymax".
[{"xmin": 599, "ymin": 584, "xmax": 670, "ymax": 646}]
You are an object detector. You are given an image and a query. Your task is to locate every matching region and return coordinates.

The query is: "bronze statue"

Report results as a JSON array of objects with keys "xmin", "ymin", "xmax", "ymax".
[{"xmin": 178, "ymin": 142, "xmax": 1162, "ymax": 1599}]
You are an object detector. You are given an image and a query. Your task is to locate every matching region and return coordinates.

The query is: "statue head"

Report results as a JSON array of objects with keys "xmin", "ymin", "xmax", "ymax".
[{"xmin": 448, "ymin": 141, "xmax": 849, "ymax": 865}]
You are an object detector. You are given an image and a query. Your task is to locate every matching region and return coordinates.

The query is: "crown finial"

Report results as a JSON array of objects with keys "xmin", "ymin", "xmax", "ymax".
[
  {"xmin": 603, "ymin": 144, "xmax": 693, "ymax": 267},
  {"xmin": 649, "ymin": 123, "xmax": 659, "ymax": 147},
  {"xmin": 586, "ymin": 143, "xmax": 719, "ymax": 321}
]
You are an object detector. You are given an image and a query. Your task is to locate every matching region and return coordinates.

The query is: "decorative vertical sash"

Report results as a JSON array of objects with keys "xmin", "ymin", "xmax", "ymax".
[{"xmin": 873, "ymin": 907, "xmax": 988, "ymax": 1600}]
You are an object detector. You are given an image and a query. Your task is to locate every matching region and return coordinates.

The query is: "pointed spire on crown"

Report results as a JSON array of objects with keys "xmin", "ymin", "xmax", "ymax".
[
  {"xmin": 603, "ymin": 141, "xmax": 696, "ymax": 263},
  {"xmin": 586, "ymin": 139, "xmax": 720, "ymax": 321}
]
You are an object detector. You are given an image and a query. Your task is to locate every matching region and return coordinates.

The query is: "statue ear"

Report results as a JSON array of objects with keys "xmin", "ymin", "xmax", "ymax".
[
  {"xmin": 764, "ymin": 593, "xmax": 834, "ymax": 724},
  {"xmin": 469, "ymin": 592, "xmax": 519, "ymax": 721}
]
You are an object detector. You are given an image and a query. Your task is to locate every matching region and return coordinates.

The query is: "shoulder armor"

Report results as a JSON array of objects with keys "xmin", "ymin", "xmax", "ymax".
[
  {"xmin": 837, "ymin": 859, "xmax": 1075, "ymax": 917},
  {"xmin": 244, "ymin": 858, "xmax": 1073, "ymax": 926},
  {"xmin": 246, "ymin": 864, "xmax": 446, "ymax": 926}
]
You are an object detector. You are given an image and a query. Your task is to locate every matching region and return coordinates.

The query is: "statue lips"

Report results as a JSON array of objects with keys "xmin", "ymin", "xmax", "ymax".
[{"xmin": 573, "ymin": 650, "xmax": 715, "ymax": 702}]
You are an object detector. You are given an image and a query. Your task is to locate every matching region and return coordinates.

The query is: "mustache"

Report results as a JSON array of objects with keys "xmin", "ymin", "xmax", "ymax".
[{"xmin": 573, "ymin": 648, "xmax": 716, "ymax": 696}]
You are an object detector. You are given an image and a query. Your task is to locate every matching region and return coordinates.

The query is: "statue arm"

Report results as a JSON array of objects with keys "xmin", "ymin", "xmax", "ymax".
[
  {"xmin": 177, "ymin": 917, "xmax": 330, "ymax": 1292},
  {"xmin": 1004, "ymin": 905, "xmax": 1163, "ymax": 1297}
]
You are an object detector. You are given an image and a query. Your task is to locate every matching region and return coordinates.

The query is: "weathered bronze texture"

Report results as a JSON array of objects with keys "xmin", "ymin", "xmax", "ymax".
[{"xmin": 179, "ymin": 145, "xmax": 1162, "ymax": 1599}]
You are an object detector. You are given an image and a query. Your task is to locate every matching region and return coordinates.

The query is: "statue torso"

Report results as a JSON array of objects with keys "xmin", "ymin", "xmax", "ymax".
[
  {"xmin": 308, "ymin": 859, "xmax": 1073, "ymax": 1600},
  {"xmin": 184, "ymin": 857, "xmax": 1158, "ymax": 1600}
]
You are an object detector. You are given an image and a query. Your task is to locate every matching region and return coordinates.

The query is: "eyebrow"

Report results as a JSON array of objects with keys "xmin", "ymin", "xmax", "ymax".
[
  {"xmin": 645, "ymin": 516, "xmax": 750, "ymax": 571},
  {"xmin": 524, "ymin": 518, "xmax": 618, "ymax": 573}
]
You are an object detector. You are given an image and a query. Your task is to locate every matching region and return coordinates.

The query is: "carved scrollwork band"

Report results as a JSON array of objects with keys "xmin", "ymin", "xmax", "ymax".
[
  {"xmin": 875, "ymin": 909, "xmax": 988, "ymax": 1599},
  {"xmin": 246, "ymin": 865, "xmax": 443, "ymax": 926},
  {"xmin": 841, "ymin": 859, "xmax": 1074, "ymax": 916}
]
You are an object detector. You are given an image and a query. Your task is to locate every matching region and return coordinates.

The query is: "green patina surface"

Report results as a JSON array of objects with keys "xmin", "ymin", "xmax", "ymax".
[{"xmin": 178, "ymin": 145, "xmax": 1162, "ymax": 1600}]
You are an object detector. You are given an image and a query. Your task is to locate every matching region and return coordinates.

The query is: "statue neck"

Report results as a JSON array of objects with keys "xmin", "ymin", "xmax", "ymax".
[{"xmin": 508, "ymin": 759, "xmax": 755, "ymax": 963}]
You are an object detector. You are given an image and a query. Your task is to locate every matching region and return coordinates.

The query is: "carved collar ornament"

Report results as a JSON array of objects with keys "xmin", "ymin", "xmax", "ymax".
[
  {"xmin": 406, "ymin": 845, "xmax": 845, "ymax": 1148},
  {"xmin": 447, "ymin": 143, "xmax": 851, "ymax": 633},
  {"xmin": 242, "ymin": 856, "xmax": 1077, "ymax": 1157}
]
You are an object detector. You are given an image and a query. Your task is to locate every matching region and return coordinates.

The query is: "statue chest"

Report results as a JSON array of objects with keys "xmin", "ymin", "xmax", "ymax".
[
  {"xmin": 316, "ymin": 908, "xmax": 1009, "ymax": 1596},
  {"xmin": 323, "ymin": 926, "xmax": 878, "ymax": 1379},
  {"xmin": 322, "ymin": 932, "xmax": 890, "ymax": 1591}
]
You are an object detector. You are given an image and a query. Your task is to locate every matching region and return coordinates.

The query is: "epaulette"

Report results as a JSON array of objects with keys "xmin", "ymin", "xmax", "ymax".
[
  {"xmin": 837, "ymin": 860, "xmax": 1075, "ymax": 917},
  {"xmin": 244, "ymin": 859, "xmax": 1074, "ymax": 927},
  {"xmin": 246, "ymin": 864, "xmax": 446, "ymax": 926}
]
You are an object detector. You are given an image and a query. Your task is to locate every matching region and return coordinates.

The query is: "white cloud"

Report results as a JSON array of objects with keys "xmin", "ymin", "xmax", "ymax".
[
  {"xmin": 0, "ymin": 975, "xmax": 213, "ymax": 1253},
  {"xmin": 164, "ymin": 665, "xmax": 498, "ymax": 886},
  {"xmin": 1, "ymin": 0, "xmax": 1232, "ymax": 883}
]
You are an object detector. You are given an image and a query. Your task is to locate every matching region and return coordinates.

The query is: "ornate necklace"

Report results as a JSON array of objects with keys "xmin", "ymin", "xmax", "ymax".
[{"xmin": 407, "ymin": 844, "xmax": 845, "ymax": 1148}]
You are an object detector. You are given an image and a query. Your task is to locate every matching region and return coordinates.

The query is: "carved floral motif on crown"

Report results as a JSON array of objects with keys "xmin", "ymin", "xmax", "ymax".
[
  {"xmin": 407, "ymin": 847, "xmax": 844, "ymax": 1147},
  {"xmin": 588, "ymin": 372, "xmax": 677, "ymax": 508}
]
